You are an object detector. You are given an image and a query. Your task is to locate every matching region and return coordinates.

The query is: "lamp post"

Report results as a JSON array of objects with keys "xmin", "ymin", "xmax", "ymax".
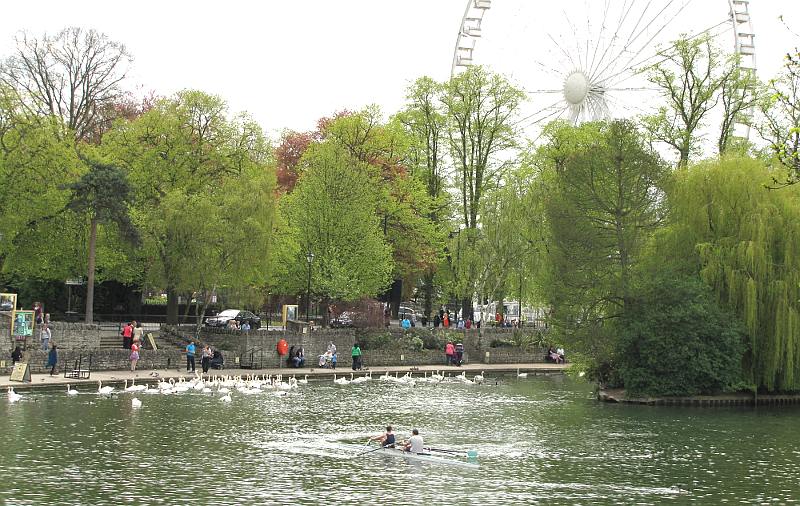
[{"xmin": 305, "ymin": 251, "xmax": 314, "ymax": 322}]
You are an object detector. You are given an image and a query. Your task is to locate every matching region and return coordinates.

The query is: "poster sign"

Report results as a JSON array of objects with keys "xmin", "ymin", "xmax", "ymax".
[
  {"xmin": 0, "ymin": 293, "xmax": 17, "ymax": 313},
  {"xmin": 11, "ymin": 310, "xmax": 34, "ymax": 338},
  {"xmin": 10, "ymin": 362, "xmax": 31, "ymax": 383},
  {"xmin": 282, "ymin": 304, "xmax": 298, "ymax": 325}
]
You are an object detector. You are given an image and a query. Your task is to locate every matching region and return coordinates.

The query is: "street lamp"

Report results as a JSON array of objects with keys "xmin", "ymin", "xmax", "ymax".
[{"xmin": 305, "ymin": 251, "xmax": 314, "ymax": 322}]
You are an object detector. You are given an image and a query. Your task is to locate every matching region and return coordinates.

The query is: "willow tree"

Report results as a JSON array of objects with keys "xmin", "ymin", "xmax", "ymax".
[{"xmin": 667, "ymin": 156, "xmax": 800, "ymax": 392}]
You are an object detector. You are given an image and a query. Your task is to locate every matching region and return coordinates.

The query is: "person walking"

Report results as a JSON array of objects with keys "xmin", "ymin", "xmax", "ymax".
[
  {"xmin": 351, "ymin": 342, "xmax": 362, "ymax": 371},
  {"xmin": 47, "ymin": 343, "xmax": 58, "ymax": 376},
  {"xmin": 130, "ymin": 340, "xmax": 140, "ymax": 372},
  {"xmin": 185, "ymin": 341, "xmax": 196, "ymax": 372},
  {"xmin": 40, "ymin": 323, "xmax": 52, "ymax": 351}
]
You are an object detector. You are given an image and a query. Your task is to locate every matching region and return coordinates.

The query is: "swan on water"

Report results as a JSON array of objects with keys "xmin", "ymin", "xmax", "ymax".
[
  {"xmin": 131, "ymin": 398, "xmax": 142, "ymax": 409},
  {"xmin": 66, "ymin": 384, "xmax": 78, "ymax": 396},
  {"xmin": 97, "ymin": 381, "xmax": 114, "ymax": 395},
  {"xmin": 220, "ymin": 393, "xmax": 232, "ymax": 403},
  {"xmin": 474, "ymin": 371, "xmax": 485, "ymax": 384},
  {"xmin": 7, "ymin": 387, "xmax": 22, "ymax": 403},
  {"xmin": 517, "ymin": 368, "xmax": 528, "ymax": 378}
]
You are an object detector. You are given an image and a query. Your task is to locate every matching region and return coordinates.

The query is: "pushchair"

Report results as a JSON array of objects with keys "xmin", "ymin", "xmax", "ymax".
[
  {"xmin": 318, "ymin": 352, "xmax": 336, "ymax": 369},
  {"xmin": 209, "ymin": 350, "xmax": 224, "ymax": 370},
  {"xmin": 454, "ymin": 343, "xmax": 464, "ymax": 366}
]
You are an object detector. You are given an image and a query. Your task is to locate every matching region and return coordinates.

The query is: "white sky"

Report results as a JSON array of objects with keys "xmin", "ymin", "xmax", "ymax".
[{"xmin": 1, "ymin": 0, "xmax": 798, "ymax": 139}]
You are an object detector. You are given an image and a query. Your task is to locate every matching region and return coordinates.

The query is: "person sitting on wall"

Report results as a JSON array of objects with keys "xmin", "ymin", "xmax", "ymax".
[
  {"xmin": 292, "ymin": 347, "xmax": 305, "ymax": 368},
  {"xmin": 210, "ymin": 349, "xmax": 224, "ymax": 369}
]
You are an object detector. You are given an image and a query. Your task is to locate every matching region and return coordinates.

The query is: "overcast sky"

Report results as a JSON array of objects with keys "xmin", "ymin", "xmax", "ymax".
[{"xmin": 1, "ymin": 0, "xmax": 798, "ymax": 138}]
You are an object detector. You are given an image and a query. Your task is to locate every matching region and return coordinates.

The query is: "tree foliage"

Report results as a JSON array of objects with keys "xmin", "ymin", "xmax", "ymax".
[
  {"xmin": 758, "ymin": 48, "xmax": 800, "ymax": 185},
  {"xmin": 664, "ymin": 156, "xmax": 800, "ymax": 392},
  {"xmin": 534, "ymin": 120, "xmax": 668, "ymax": 365}
]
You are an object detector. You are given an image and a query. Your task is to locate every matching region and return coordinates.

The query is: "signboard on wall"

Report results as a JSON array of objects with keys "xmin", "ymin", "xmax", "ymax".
[
  {"xmin": 11, "ymin": 310, "xmax": 34, "ymax": 337},
  {"xmin": 0, "ymin": 293, "xmax": 17, "ymax": 313},
  {"xmin": 282, "ymin": 304, "xmax": 298, "ymax": 326}
]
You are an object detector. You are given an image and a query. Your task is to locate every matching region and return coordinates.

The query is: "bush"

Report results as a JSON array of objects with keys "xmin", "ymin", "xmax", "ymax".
[
  {"xmin": 616, "ymin": 272, "xmax": 745, "ymax": 397},
  {"xmin": 357, "ymin": 331, "xmax": 392, "ymax": 350}
]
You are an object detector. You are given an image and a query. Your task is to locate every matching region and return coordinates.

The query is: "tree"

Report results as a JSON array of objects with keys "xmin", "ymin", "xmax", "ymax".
[
  {"xmin": 535, "ymin": 120, "xmax": 668, "ymax": 366},
  {"xmin": 397, "ymin": 76, "xmax": 450, "ymax": 322},
  {"xmin": 103, "ymin": 90, "xmax": 274, "ymax": 324},
  {"xmin": 63, "ymin": 158, "xmax": 138, "ymax": 323},
  {"xmin": 663, "ymin": 156, "xmax": 800, "ymax": 392},
  {"xmin": 757, "ymin": 48, "xmax": 800, "ymax": 185},
  {"xmin": 643, "ymin": 35, "xmax": 755, "ymax": 167},
  {"xmin": 0, "ymin": 27, "xmax": 132, "ymax": 142},
  {"xmin": 279, "ymin": 141, "xmax": 393, "ymax": 302},
  {"xmin": 441, "ymin": 66, "xmax": 524, "ymax": 316}
]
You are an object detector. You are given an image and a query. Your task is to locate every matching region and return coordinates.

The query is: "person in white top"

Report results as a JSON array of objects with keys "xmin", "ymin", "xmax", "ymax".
[{"xmin": 404, "ymin": 429, "xmax": 424, "ymax": 454}]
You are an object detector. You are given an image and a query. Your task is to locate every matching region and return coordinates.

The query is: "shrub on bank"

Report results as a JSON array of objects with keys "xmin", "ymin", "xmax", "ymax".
[{"xmin": 616, "ymin": 273, "xmax": 745, "ymax": 397}]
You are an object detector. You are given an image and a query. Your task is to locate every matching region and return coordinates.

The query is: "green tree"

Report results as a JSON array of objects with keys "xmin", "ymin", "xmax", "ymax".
[
  {"xmin": 441, "ymin": 66, "xmax": 524, "ymax": 316},
  {"xmin": 397, "ymin": 76, "xmax": 450, "ymax": 322},
  {"xmin": 644, "ymin": 35, "xmax": 757, "ymax": 167},
  {"xmin": 279, "ymin": 141, "xmax": 393, "ymax": 303},
  {"xmin": 535, "ymin": 120, "xmax": 668, "ymax": 367},
  {"xmin": 63, "ymin": 157, "xmax": 138, "ymax": 323},
  {"xmin": 663, "ymin": 156, "xmax": 800, "ymax": 392},
  {"xmin": 757, "ymin": 48, "xmax": 800, "ymax": 185},
  {"xmin": 103, "ymin": 90, "xmax": 274, "ymax": 323}
]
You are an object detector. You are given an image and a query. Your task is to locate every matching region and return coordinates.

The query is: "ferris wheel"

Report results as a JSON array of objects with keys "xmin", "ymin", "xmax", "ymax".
[{"xmin": 452, "ymin": 0, "xmax": 757, "ymax": 141}]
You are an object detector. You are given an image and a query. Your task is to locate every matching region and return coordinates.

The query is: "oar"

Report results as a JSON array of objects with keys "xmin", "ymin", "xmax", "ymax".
[
  {"xmin": 426, "ymin": 447, "xmax": 479, "ymax": 458},
  {"xmin": 356, "ymin": 444, "xmax": 387, "ymax": 457}
]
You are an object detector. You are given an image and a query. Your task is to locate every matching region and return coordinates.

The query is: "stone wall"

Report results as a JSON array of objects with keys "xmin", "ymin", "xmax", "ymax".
[{"xmin": 1, "ymin": 321, "xmax": 101, "ymax": 354}]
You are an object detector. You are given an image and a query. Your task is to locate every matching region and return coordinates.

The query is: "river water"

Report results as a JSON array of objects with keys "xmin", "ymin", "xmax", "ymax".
[{"xmin": 1, "ymin": 374, "xmax": 798, "ymax": 505}]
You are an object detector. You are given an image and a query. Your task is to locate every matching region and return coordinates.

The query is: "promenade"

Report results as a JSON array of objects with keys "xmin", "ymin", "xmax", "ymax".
[{"xmin": 1, "ymin": 362, "xmax": 567, "ymax": 391}]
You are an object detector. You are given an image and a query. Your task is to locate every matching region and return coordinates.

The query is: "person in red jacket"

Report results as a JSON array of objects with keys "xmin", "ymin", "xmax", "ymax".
[{"xmin": 445, "ymin": 341, "xmax": 455, "ymax": 365}]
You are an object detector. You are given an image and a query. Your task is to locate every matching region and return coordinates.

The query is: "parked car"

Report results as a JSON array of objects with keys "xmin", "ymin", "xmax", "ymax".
[
  {"xmin": 204, "ymin": 309, "xmax": 261, "ymax": 329},
  {"xmin": 330, "ymin": 311, "xmax": 355, "ymax": 328}
]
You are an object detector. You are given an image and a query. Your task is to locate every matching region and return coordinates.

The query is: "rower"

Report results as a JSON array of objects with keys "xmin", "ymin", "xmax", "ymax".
[
  {"xmin": 404, "ymin": 429, "xmax": 424, "ymax": 454},
  {"xmin": 369, "ymin": 426, "xmax": 396, "ymax": 448}
]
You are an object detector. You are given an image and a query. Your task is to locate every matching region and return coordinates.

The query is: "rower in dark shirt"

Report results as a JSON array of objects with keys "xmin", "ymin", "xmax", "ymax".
[{"xmin": 369, "ymin": 425, "xmax": 396, "ymax": 448}]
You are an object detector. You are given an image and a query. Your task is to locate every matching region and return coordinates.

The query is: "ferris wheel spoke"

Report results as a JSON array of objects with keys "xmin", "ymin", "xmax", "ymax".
[
  {"xmin": 512, "ymin": 97, "xmax": 569, "ymax": 128},
  {"xmin": 562, "ymin": 8, "xmax": 586, "ymax": 70},
  {"xmin": 547, "ymin": 32, "xmax": 579, "ymax": 71},
  {"xmin": 589, "ymin": 0, "xmax": 636, "ymax": 82},
  {"xmin": 587, "ymin": 0, "xmax": 613, "ymax": 79},
  {"xmin": 527, "ymin": 58, "xmax": 569, "ymax": 79},
  {"xmin": 594, "ymin": 0, "xmax": 694, "ymax": 84},
  {"xmin": 524, "ymin": 105, "xmax": 570, "ymax": 130},
  {"xmin": 602, "ymin": 17, "xmax": 732, "ymax": 86}
]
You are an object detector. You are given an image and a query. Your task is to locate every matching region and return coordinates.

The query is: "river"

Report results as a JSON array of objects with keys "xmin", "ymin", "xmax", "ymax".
[{"xmin": 1, "ymin": 374, "xmax": 798, "ymax": 504}]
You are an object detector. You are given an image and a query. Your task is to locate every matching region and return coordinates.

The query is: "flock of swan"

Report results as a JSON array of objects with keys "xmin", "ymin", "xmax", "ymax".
[{"xmin": 6, "ymin": 368, "xmax": 532, "ymax": 407}]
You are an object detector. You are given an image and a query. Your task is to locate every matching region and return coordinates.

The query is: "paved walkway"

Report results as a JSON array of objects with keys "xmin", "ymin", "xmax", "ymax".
[{"xmin": 1, "ymin": 363, "xmax": 567, "ymax": 391}]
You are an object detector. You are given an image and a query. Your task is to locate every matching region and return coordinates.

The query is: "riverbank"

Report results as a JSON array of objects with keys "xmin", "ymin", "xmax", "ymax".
[
  {"xmin": 599, "ymin": 388, "xmax": 800, "ymax": 406},
  {"xmin": 1, "ymin": 362, "xmax": 567, "ymax": 391}
]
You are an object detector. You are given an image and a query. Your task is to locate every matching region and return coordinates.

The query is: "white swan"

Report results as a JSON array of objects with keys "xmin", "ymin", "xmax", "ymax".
[
  {"xmin": 220, "ymin": 393, "xmax": 232, "ymax": 403},
  {"xmin": 131, "ymin": 397, "xmax": 142, "ymax": 409},
  {"xmin": 333, "ymin": 373, "xmax": 351, "ymax": 385},
  {"xmin": 517, "ymin": 368, "xmax": 528, "ymax": 378},
  {"xmin": 473, "ymin": 371, "xmax": 485, "ymax": 384},
  {"xmin": 7, "ymin": 387, "xmax": 22, "ymax": 403},
  {"xmin": 298, "ymin": 375, "xmax": 309, "ymax": 385},
  {"xmin": 97, "ymin": 381, "xmax": 115, "ymax": 395},
  {"xmin": 66, "ymin": 384, "xmax": 79, "ymax": 396}
]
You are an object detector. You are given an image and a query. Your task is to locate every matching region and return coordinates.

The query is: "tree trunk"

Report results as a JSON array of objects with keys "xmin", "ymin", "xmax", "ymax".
[
  {"xmin": 84, "ymin": 216, "xmax": 97, "ymax": 324},
  {"xmin": 166, "ymin": 285, "xmax": 179, "ymax": 325},
  {"xmin": 422, "ymin": 272, "xmax": 434, "ymax": 324},
  {"xmin": 461, "ymin": 297, "xmax": 471, "ymax": 321}
]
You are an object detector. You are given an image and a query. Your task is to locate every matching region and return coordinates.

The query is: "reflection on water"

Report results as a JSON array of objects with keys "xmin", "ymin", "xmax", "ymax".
[{"xmin": 1, "ymin": 375, "xmax": 798, "ymax": 504}]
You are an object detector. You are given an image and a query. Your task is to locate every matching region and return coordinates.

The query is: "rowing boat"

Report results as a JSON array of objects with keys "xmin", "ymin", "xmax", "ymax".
[{"xmin": 369, "ymin": 445, "xmax": 479, "ymax": 469}]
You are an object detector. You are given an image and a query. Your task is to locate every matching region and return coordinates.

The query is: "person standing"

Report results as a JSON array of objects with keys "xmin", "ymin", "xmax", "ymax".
[
  {"xmin": 11, "ymin": 345, "xmax": 22, "ymax": 365},
  {"xmin": 132, "ymin": 321, "xmax": 144, "ymax": 345},
  {"xmin": 40, "ymin": 323, "xmax": 52, "ymax": 351},
  {"xmin": 201, "ymin": 345, "xmax": 212, "ymax": 373},
  {"xmin": 327, "ymin": 341, "xmax": 337, "ymax": 356},
  {"xmin": 47, "ymin": 343, "xmax": 58, "ymax": 376},
  {"xmin": 130, "ymin": 340, "xmax": 140, "ymax": 372},
  {"xmin": 122, "ymin": 322, "xmax": 133, "ymax": 349},
  {"xmin": 350, "ymin": 342, "xmax": 362, "ymax": 371},
  {"xmin": 445, "ymin": 341, "xmax": 455, "ymax": 365},
  {"xmin": 33, "ymin": 302, "xmax": 44, "ymax": 325},
  {"xmin": 185, "ymin": 341, "xmax": 196, "ymax": 372}
]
